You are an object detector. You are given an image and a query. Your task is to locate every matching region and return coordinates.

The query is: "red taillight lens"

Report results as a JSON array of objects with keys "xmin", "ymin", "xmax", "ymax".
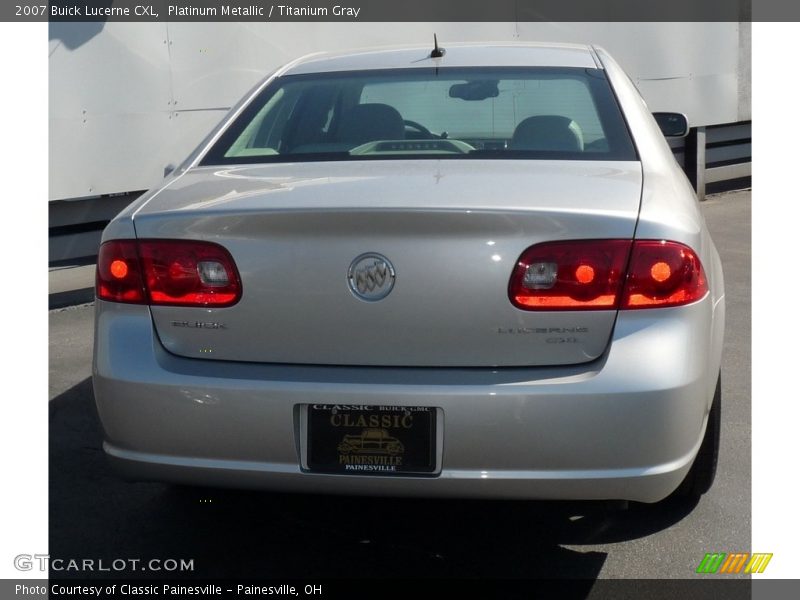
[
  {"xmin": 621, "ymin": 240, "xmax": 708, "ymax": 309},
  {"xmin": 96, "ymin": 239, "xmax": 242, "ymax": 307},
  {"xmin": 509, "ymin": 239, "xmax": 708, "ymax": 311},
  {"xmin": 139, "ymin": 240, "xmax": 241, "ymax": 306},
  {"xmin": 509, "ymin": 240, "xmax": 631, "ymax": 310},
  {"xmin": 96, "ymin": 240, "xmax": 145, "ymax": 303}
]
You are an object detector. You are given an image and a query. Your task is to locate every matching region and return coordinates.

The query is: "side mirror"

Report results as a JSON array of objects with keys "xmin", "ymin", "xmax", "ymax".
[{"xmin": 653, "ymin": 112, "xmax": 689, "ymax": 138}]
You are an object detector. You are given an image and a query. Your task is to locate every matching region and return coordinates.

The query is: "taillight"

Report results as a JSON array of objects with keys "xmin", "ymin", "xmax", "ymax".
[
  {"xmin": 509, "ymin": 239, "xmax": 707, "ymax": 311},
  {"xmin": 621, "ymin": 240, "xmax": 708, "ymax": 309},
  {"xmin": 509, "ymin": 240, "xmax": 631, "ymax": 310},
  {"xmin": 138, "ymin": 240, "xmax": 241, "ymax": 306},
  {"xmin": 96, "ymin": 239, "xmax": 242, "ymax": 307},
  {"xmin": 96, "ymin": 240, "xmax": 145, "ymax": 304}
]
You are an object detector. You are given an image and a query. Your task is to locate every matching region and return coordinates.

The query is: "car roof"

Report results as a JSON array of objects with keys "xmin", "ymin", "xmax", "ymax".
[{"xmin": 283, "ymin": 43, "xmax": 600, "ymax": 75}]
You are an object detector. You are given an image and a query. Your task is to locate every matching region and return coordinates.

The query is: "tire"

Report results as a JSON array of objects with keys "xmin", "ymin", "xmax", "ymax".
[{"xmin": 673, "ymin": 372, "xmax": 722, "ymax": 500}]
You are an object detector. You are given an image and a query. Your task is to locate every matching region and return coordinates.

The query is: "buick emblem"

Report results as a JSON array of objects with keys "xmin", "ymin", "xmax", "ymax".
[{"xmin": 347, "ymin": 253, "xmax": 396, "ymax": 301}]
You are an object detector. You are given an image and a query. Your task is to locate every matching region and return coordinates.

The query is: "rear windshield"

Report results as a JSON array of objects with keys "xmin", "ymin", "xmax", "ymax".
[{"xmin": 201, "ymin": 67, "xmax": 637, "ymax": 165}]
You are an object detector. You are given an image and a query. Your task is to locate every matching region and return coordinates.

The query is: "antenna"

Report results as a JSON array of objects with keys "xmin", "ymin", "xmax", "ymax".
[{"xmin": 430, "ymin": 34, "xmax": 445, "ymax": 58}]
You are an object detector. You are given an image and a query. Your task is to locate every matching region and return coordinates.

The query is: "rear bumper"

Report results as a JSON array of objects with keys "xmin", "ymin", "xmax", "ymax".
[{"xmin": 93, "ymin": 296, "xmax": 721, "ymax": 503}]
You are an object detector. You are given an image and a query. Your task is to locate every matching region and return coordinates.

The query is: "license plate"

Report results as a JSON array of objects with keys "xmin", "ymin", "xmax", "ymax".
[{"xmin": 307, "ymin": 405, "xmax": 436, "ymax": 475}]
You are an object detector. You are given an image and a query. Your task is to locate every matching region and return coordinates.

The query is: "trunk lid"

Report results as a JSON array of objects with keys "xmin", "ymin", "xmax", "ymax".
[{"xmin": 134, "ymin": 160, "xmax": 641, "ymax": 367}]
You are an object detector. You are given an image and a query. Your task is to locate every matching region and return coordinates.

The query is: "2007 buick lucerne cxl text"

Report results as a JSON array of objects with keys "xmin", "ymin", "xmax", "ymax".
[{"xmin": 93, "ymin": 43, "xmax": 724, "ymax": 504}]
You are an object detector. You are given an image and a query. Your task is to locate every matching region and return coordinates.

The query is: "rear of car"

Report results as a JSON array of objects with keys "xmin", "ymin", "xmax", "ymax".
[{"xmin": 93, "ymin": 44, "xmax": 724, "ymax": 502}]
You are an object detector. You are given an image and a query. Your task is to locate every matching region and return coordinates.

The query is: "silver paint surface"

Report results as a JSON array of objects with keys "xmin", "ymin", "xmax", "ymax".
[
  {"xmin": 133, "ymin": 160, "xmax": 642, "ymax": 366},
  {"xmin": 93, "ymin": 44, "xmax": 725, "ymax": 501}
]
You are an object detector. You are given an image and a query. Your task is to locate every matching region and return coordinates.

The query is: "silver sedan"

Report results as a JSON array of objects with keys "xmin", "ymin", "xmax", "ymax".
[{"xmin": 93, "ymin": 43, "xmax": 724, "ymax": 503}]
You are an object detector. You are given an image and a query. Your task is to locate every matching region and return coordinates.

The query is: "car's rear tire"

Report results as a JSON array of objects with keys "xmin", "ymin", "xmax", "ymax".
[{"xmin": 672, "ymin": 372, "xmax": 721, "ymax": 500}]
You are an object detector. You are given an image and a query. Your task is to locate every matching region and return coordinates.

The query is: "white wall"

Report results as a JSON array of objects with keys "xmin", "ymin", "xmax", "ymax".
[{"xmin": 49, "ymin": 22, "xmax": 748, "ymax": 201}]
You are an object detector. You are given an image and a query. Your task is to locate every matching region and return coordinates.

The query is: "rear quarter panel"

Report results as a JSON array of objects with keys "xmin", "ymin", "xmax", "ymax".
[{"xmin": 596, "ymin": 46, "xmax": 725, "ymax": 406}]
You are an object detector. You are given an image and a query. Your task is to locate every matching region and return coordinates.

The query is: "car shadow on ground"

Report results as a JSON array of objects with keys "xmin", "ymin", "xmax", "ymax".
[{"xmin": 50, "ymin": 377, "xmax": 697, "ymax": 583}]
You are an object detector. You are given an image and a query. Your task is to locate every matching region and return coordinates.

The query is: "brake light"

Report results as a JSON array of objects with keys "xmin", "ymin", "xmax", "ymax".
[
  {"xmin": 96, "ymin": 239, "xmax": 242, "ymax": 307},
  {"xmin": 509, "ymin": 240, "xmax": 631, "ymax": 310},
  {"xmin": 509, "ymin": 239, "xmax": 707, "ymax": 311},
  {"xmin": 621, "ymin": 240, "xmax": 708, "ymax": 309},
  {"xmin": 96, "ymin": 240, "xmax": 145, "ymax": 303}
]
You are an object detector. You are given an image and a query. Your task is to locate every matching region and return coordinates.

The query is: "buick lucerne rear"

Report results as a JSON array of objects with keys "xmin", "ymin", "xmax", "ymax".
[{"xmin": 93, "ymin": 43, "xmax": 724, "ymax": 503}]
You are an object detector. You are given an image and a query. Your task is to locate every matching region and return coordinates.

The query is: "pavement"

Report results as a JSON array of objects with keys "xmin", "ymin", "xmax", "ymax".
[
  {"xmin": 48, "ymin": 189, "xmax": 751, "ymax": 582},
  {"xmin": 48, "ymin": 264, "xmax": 95, "ymax": 309}
]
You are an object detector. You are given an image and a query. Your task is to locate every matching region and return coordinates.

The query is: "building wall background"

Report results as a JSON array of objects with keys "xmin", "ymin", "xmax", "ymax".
[{"xmin": 49, "ymin": 22, "xmax": 751, "ymax": 202}]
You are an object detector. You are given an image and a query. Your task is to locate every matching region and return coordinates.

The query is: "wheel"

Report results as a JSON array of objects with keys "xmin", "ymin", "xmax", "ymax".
[{"xmin": 673, "ymin": 372, "xmax": 721, "ymax": 500}]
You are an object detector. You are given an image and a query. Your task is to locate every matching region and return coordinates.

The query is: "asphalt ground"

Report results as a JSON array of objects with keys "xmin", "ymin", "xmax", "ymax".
[{"xmin": 48, "ymin": 190, "xmax": 751, "ymax": 583}]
